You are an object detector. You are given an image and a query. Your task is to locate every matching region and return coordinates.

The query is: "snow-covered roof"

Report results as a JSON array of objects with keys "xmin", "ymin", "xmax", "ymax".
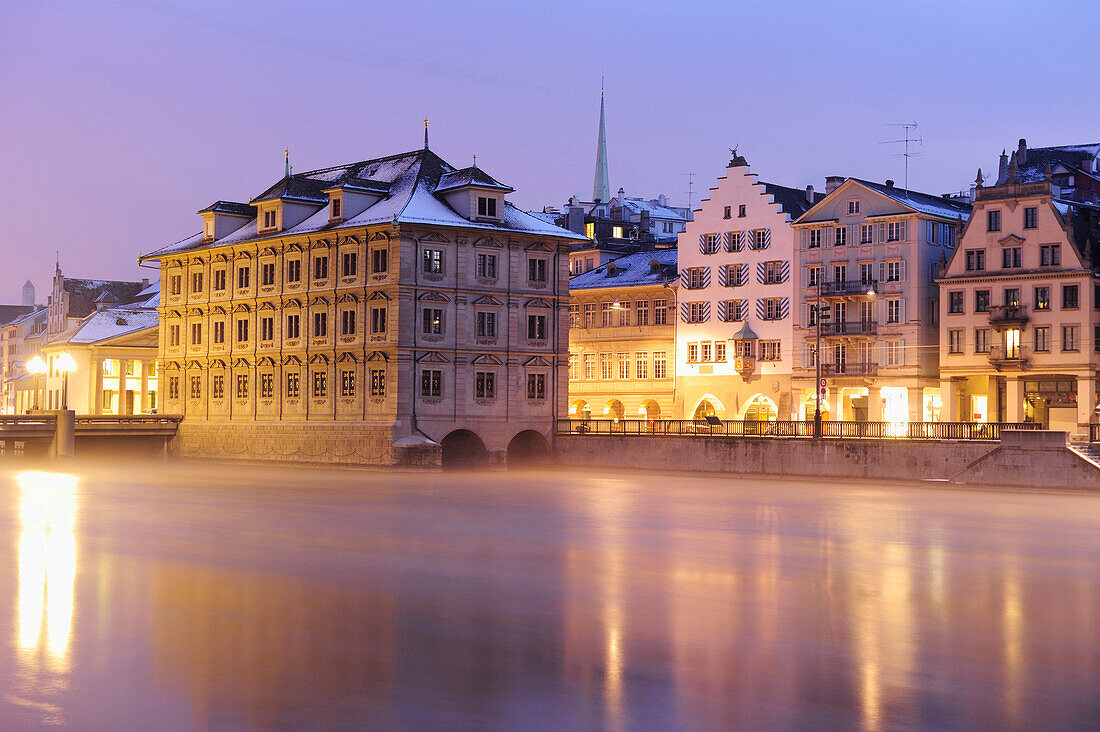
[
  {"xmin": 569, "ymin": 248, "xmax": 678, "ymax": 290},
  {"xmin": 851, "ymin": 178, "xmax": 972, "ymax": 220},
  {"xmin": 143, "ymin": 149, "xmax": 586, "ymax": 261},
  {"xmin": 616, "ymin": 197, "xmax": 688, "ymax": 220},
  {"xmin": 435, "ymin": 166, "xmax": 513, "ymax": 194},
  {"xmin": 59, "ymin": 307, "xmax": 159, "ymax": 345}
]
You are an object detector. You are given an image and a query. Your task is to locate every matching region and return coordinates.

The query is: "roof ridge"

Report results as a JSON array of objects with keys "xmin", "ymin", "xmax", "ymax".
[{"xmin": 295, "ymin": 148, "xmax": 429, "ymax": 178}]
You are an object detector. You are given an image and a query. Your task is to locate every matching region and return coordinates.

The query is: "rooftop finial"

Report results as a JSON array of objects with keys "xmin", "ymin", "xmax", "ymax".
[
  {"xmin": 424, "ymin": 119, "xmax": 429, "ymax": 150},
  {"xmin": 284, "ymin": 149, "xmax": 291, "ymax": 178},
  {"xmin": 472, "ymin": 154, "xmax": 477, "ymax": 169},
  {"xmin": 975, "ymin": 168, "xmax": 984, "ymax": 186}
]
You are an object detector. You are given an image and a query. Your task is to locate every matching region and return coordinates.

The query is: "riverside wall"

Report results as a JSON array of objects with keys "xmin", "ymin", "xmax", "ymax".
[
  {"xmin": 171, "ymin": 421, "xmax": 405, "ymax": 466},
  {"xmin": 555, "ymin": 430, "xmax": 1100, "ymax": 490}
]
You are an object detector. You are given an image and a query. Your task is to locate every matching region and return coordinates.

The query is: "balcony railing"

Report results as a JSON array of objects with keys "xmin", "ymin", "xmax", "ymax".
[
  {"xmin": 989, "ymin": 305, "xmax": 1029, "ymax": 325},
  {"xmin": 988, "ymin": 345, "xmax": 1031, "ymax": 368},
  {"xmin": 818, "ymin": 279, "xmax": 878, "ymax": 296},
  {"xmin": 557, "ymin": 419, "xmax": 1040, "ymax": 440},
  {"xmin": 820, "ymin": 362, "xmax": 878, "ymax": 377},
  {"xmin": 821, "ymin": 321, "xmax": 877, "ymax": 336}
]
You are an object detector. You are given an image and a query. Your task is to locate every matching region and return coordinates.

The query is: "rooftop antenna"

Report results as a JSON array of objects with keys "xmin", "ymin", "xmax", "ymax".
[
  {"xmin": 880, "ymin": 122, "xmax": 922, "ymax": 194},
  {"xmin": 682, "ymin": 172, "xmax": 696, "ymax": 210}
]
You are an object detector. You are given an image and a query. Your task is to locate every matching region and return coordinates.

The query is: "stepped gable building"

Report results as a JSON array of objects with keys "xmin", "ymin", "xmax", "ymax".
[
  {"xmin": 938, "ymin": 139, "xmax": 1100, "ymax": 434},
  {"xmin": 674, "ymin": 151, "xmax": 822, "ymax": 422},
  {"xmin": 792, "ymin": 178, "xmax": 970, "ymax": 423},
  {"xmin": 139, "ymin": 145, "xmax": 587, "ymax": 466},
  {"xmin": 567, "ymin": 248, "xmax": 677, "ymax": 422}
]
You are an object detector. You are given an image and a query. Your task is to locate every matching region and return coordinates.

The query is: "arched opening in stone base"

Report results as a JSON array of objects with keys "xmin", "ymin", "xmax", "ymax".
[
  {"xmin": 507, "ymin": 430, "xmax": 550, "ymax": 467},
  {"xmin": 441, "ymin": 429, "xmax": 489, "ymax": 470}
]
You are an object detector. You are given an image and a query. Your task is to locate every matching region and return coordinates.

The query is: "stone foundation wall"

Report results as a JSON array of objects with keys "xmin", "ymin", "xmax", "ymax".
[
  {"xmin": 557, "ymin": 435, "xmax": 993, "ymax": 484},
  {"xmin": 172, "ymin": 421, "xmax": 401, "ymax": 466}
]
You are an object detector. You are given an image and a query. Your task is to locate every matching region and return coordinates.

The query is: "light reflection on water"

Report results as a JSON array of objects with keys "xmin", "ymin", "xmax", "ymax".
[
  {"xmin": 0, "ymin": 463, "xmax": 1098, "ymax": 730},
  {"xmin": 16, "ymin": 471, "xmax": 78, "ymax": 673}
]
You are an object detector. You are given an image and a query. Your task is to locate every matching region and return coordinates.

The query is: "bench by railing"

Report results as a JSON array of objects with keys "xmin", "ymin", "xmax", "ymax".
[{"xmin": 557, "ymin": 419, "xmax": 1041, "ymax": 441}]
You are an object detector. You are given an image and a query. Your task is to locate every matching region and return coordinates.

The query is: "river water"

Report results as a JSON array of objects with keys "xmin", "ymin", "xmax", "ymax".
[{"xmin": 0, "ymin": 462, "xmax": 1098, "ymax": 730}]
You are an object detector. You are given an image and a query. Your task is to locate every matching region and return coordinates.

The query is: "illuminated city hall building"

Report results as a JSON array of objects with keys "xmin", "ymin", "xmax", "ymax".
[
  {"xmin": 674, "ymin": 152, "xmax": 821, "ymax": 421},
  {"xmin": 938, "ymin": 140, "xmax": 1100, "ymax": 435},
  {"xmin": 567, "ymin": 249, "xmax": 677, "ymax": 421},
  {"xmin": 140, "ymin": 142, "xmax": 585, "ymax": 465},
  {"xmin": 792, "ymin": 177, "xmax": 971, "ymax": 422}
]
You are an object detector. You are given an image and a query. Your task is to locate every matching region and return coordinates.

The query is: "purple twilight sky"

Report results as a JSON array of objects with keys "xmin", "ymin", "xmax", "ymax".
[{"xmin": 1, "ymin": 1, "xmax": 1097, "ymax": 300}]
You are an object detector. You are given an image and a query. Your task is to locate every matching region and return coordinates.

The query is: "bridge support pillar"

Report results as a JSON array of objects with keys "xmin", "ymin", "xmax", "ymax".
[{"xmin": 51, "ymin": 410, "xmax": 75, "ymax": 459}]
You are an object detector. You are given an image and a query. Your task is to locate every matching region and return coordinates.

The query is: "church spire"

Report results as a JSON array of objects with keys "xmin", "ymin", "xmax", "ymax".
[{"xmin": 592, "ymin": 80, "xmax": 610, "ymax": 203}]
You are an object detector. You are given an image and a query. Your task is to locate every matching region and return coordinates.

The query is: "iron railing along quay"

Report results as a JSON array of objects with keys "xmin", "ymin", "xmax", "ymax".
[{"xmin": 557, "ymin": 419, "xmax": 1041, "ymax": 441}]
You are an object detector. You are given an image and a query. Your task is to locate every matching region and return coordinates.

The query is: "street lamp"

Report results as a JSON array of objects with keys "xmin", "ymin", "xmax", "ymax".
[
  {"xmin": 56, "ymin": 352, "xmax": 77, "ymax": 411},
  {"xmin": 26, "ymin": 355, "xmax": 46, "ymax": 411}
]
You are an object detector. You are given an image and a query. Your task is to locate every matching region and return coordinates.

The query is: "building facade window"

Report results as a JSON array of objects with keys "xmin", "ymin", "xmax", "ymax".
[
  {"xmin": 474, "ymin": 372, "xmax": 495, "ymax": 399},
  {"xmin": 341, "ymin": 252, "xmax": 357, "ymax": 278},
  {"xmin": 313, "ymin": 312, "xmax": 328, "ymax": 338},
  {"xmin": 635, "ymin": 352, "xmax": 648, "ymax": 379},
  {"xmin": 1040, "ymin": 245, "xmax": 1061, "ymax": 266},
  {"xmin": 759, "ymin": 341, "xmax": 781, "ymax": 361},
  {"xmin": 371, "ymin": 248, "xmax": 388, "ymax": 274},
  {"xmin": 528, "ymin": 258, "xmax": 548, "ymax": 283},
  {"xmin": 286, "ymin": 314, "xmax": 300, "ymax": 339},
  {"xmin": 1063, "ymin": 285, "xmax": 1079, "ymax": 309},
  {"xmin": 287, "ymin": 260, "xmax": 301, "ymax": 283},
  {"xmin": 236, "ymin": 374, "xmax": 248, "ymax": 399},
  {"xmin": 847, "ymin": 200, "xmax": 860, "ymax": 215},
  {"xmin": 312, "ymin": 371, "xmax": 327, "ymax": 398},
  {"xmin": 1035, "ymin": 326, "xmax": 1050, "ymax": 352},
  {"xmin": 260, "ymin": 373, "xmax": 273, "ymax": 398},
  {"xmin": 212, "ymin": 375, "xmax": 225, "ymax": 399},
  {"xmin": 190, "ymin": 376, "xmax": 201, "ymax": 399},
  {"xmin": 948, "ymin": 329, "xmax": 964, "ymax": 354},
  {"xmin": 965, "ymin": 250, "xmax": 985, "ymax": 271},
  {"xmin": 313, "ymin": 256, "xmax": 328, "ymax": 281},
  {"xmin": 261, "ymin": 262, "xmax": 276, "ymax": 286},
  {"xmin": 213, "ymin": 321, "xmax": 225, "ymax": 344},
  {"xmin": 987, "ymin": 209, "xmax": 1001, "ymax": 232},
  {"xmin": 526, "ymin": 373, "xmax": 546, "ymax": 400},
  {"xmin": 1002, "ymin": 247, "xmax": 1021, "ymax": 269},
  {"xmin": 476, "ymin": 253, "xmax": 497, "ymax": 279},
  {"xmin": 237, "ymin": 266, "xmax": 251, "ymax": 289},
  {"xmin": 975, "ymin": 329, "xmax": 991, "ymax": 353},
  {"xmin": 341, "ymin": 309, "xmax": 356, "ymax": 336},
  {"xmin": 1035, "ymin": 287, "xmax": 1050, "ymax": 310},
  {"xmin": 887, "ymin": 299, "xmax": 900, "ymax": 324},
  {"xmin": 1063, "ymin": 325, "xmax": 1080, "ymax": 352},
  {"xmin": 635, "ymin": 300, "xmax": 649, "ymax": 326},
  {"xmin": 370, "ymin": 369, "xmax": 386, "ymax": 397},
  {"xmin": 653, "ymin": 299, "xmax": 668, "ymax": 325},
  {"xmin": 527, "ymin": 314, "xmax": 547, "ymax": 340},
  {"xmin": 286, "ymin": 372, "xmax": 300, "ymax": 398},
  {"xmin": 975, "ymin": 290, "xmax": 990, "ymax": 313},
  {"xmin": 370, "ymin": 307, "xmax": 386, "ymax": 334},
  {"xmin": 236, "ymin": 318, "xmax": 248, "ymax": 342},
  {"xmin": 1024, "ymin": 207, "xmax": 1038, "ymax": 229},
  {"xmin": 653, "ymin": 351, "xmax": 666, "ymax": 379},
  {"xmin": 422, "ymin": 308, "xmax": 443, "ymax": 335}
]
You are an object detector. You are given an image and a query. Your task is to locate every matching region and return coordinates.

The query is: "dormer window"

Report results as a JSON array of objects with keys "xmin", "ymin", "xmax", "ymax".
[
  {"xmin": 263, "ymin": 209, "xmax": 276, "ymax": 229},
  {"xmin": 477, "ymin": 197, "xmax": 497, "ymax": 217},
  {"xmin": 203, "ymin": 219, "xmax": 214, "ymax": 241},
  {"xmin": 331, "ymin": 195, "xmax": 342, "ymax": 219}
]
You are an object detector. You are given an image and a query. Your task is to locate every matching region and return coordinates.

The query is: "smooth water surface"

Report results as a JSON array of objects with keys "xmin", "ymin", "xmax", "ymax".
[{"xmin": 1, "ymin": 462, "xmax": 1099, "ymax": 730}]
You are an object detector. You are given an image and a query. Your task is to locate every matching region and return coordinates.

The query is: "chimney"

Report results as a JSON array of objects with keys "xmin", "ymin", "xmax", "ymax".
[
  {"xmin": 805, "ymin": 185, "xmax": 815, "ymax": 204},
  {"xmin": 1017, "ymin": 138, "xmax": 1027, "ymax": 167},
  {"xmin": 142, "ymin": 278, "xmax": 150, "ymax": 287},
  {"xmin": 825, "ymin": 176, "xmax": 844, "ymax": 195},
  {"xmin": 885, "ymin": 179, "xmax": 895, "ymax": 188},
  {"xmin": 617, "ymin": 187, "xmax": 625, "ymax": 200},
  {"xmin": 998, "ymin": 150, "xmax": 1009, "ymax": 185}
]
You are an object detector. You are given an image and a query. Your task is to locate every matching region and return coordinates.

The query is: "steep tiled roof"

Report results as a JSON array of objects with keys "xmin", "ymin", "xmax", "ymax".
[
  {"xmin": 435, "ymin": 166, "xmax": 513, "ymax": 193},
  {"xmin": 62, "ymin": 279, "xmax": 147, "ymax": 319},
  {"xmin": 569, "ymin": 248, "xmax": 678, "ymax": 290},
  {"xmin": 197, "ymin": 201, "xmax": 255, "ymax": 216},
  {"xmin": 762, "ymin": 182, "xmax": 824, "ymax": 219},
  {"xmin": 852, "ymin": 178, "xmax": 972, "ymax": 219},
  {"xmin": 143, "ymin": 149, "xmax": 585, "ymax": 261}
]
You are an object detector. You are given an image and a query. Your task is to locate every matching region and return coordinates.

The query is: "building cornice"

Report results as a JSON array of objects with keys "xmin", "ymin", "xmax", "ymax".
[{"xmin": 936, "ymin": 268, "xmax": 1098, "ymax": 285}]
